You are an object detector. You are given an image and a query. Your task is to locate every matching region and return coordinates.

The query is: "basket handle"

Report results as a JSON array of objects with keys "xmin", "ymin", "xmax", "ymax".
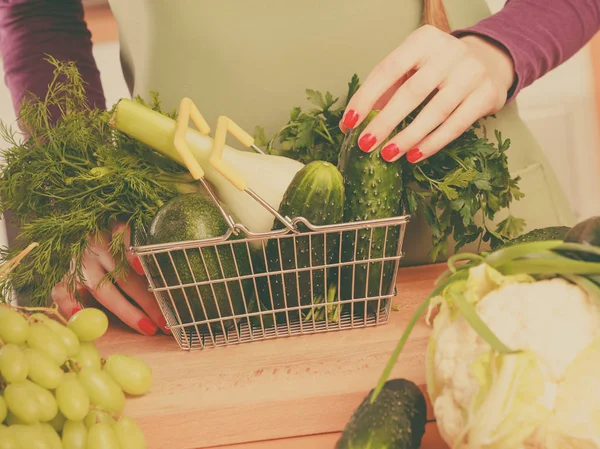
[
  {"xmin": 172, "ymin": 98, "xmax": 238, "ymax": 231},
  {"xmin": 209, "ymin": 116, "xmax": 255, "ymax": 191},
  {"xmin": 173, "ymin": 98, "xmax": 212, "ymax": 180}
]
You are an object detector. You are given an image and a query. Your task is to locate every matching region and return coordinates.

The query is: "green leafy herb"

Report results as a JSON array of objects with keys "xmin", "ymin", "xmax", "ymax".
[
  {"xmin": 0, "ymin": 57, "xmax": 199, "ymax": 306},
  {"xmin": 254, "ymin": 74, "xmax": 360, "ymax": 165},
  {"xmin": 257, "ymin": 75, "xmax": 525, "ymax": 260}
]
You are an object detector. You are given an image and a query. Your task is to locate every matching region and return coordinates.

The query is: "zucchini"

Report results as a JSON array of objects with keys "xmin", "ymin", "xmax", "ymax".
[
  {"xmin": 147, "ymin": 192, "xmax": 254, "ymax": 334},
  {"xmin": 335, "ymin": 378, "xmax": 427, "ymax": 449},
  {"xmin": 337, "ymin": 111, "xmax": 404, "ymax": 316},
  {"xmin": 256, "ymin": 161, "xmax": 345, "ymax": 323}
]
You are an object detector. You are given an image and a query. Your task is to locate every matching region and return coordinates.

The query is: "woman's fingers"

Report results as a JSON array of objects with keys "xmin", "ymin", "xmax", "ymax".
[
  {"xmin": 355, "ymin": 49, "xmax": 465, "ymax": 153},
  {"xmin": 112, "ymin": 222, "xmax": 144, "ymax": 275},
  {"xmin": 378, "ymin": 61, "xmax": 486, "ymax": 162},
  {"xmin": 51, "ymin": 280, "xmax": 88, "ymax": 319},
  {"xmin": 80, "ymin": 254, "xmax": 158, "ymax": 336},
  {"xmin": 114, "ymin": 271, "xmax": 170, "ymax": 335},
  {"xmin": 341, "ymin": 31, "xmax": 427, "ymax": 130},
  {"xmin": 402, "ymin": 84, "xmax": 498, "ymax": 163},
  {"xmin": 93, "ymin": 230, "xmax": 170, "ymax": 334}
]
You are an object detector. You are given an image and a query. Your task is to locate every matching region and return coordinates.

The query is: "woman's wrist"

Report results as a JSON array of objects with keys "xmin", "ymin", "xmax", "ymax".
[{"xmin": 459, "ymin": 34, "xmax": 517, "ymax": 100}]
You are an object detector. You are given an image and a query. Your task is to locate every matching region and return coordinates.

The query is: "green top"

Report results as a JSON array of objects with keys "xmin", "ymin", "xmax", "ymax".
[{"xmin": 108, "ymin": 0, "xmax": 575, "ymax": 265}]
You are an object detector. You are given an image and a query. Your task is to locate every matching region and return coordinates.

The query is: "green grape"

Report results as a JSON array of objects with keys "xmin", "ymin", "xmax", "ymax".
[
  {"xmin": 71, "ymin": 342, "xmax": 102, "ymax": 371},
  {"xmin": 67, "ymin": 309, "xmax": 108, "ymax": 342},
  {"xmin": 78, "ymin": 368, "xmax": 125, "ymax": 413},
  {"xmin": 0, "ymin": 396, "xmax": 6, "ymax": 422},
  {"xmin": 8, "ymin": 424, "xmax": 49, "ymax": 449},
  {"xmin": 48, "ymin": 410, "xmax": 66, "ymax": 432},
  {"xmin": 39, "ymin": 423, "xmax": 63, "ymax": 449},
  {"xmin": 87, "ymin": 422, "xmax": 120, "ymax": 449},
  {"xmin": 25, "ymin": 380, "xmax": 58, "ymax": 422},
  {"xmin": 84, "ymin": 410, "xmax": 115, "ymax": 429},
  {"xmin": 0, "ymin": 424, "xmax": 19, "ymax": 449},
  {"xmin": 0, "ymin": 344, "xmax": 28, "ymax": 383},
  {"xmin": 4, "ymin": 382, "xmax": 40, "ymax": 424},
  {"xmin": 27, "ymin": 322, "xmax": 68, "ymax": 366},
  {"xmin": 56, "ymin": 372, "xmax": 90, "ymax": 421},
  {"xmin": 104, "ymin": 354, "xmax": 152, "ymax": 395},
  {"xmin": 0, "ymin": 308, "xmax": 29, "ymax": 345},
  {"xmin": 4, "ymin": 411, "xmax": 27, "ymax": 426},
  {"xmin": 114, "ymin": 415, "xmax": 147, "ymax": 449},
  {"xmin": 31, "ymin": 314, "xmax": 81, "ymax": 357},
  {"xmin": 24, "ymin": 348, "xmax": 64, "ymax": 390},
  {"xmin": 62, "ymin": 420, "xmax": 88, "ymax": 449}
]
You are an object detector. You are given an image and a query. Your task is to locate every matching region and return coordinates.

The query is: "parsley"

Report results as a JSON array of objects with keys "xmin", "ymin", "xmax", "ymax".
[{"xmin": 256, "ymin": 75, "xmax": 526, "ymax": 261}]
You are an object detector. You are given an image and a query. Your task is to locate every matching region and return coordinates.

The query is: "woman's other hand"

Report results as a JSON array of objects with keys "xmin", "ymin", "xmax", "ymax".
[
  {"xmin": 340, "ymin": 25, "xmax": 516, "ymax": 163},
  {"xmin": 51, "ymin": 223, "xmax": 170, "ymax": 336}
]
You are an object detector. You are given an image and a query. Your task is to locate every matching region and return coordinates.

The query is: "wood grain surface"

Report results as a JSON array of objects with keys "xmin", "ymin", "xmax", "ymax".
[{"xmin": 95, "ymin": 264, "xmax": 450, "ymax": 449}]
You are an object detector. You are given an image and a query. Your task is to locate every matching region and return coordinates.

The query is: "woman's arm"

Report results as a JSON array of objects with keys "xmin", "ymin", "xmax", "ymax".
[
  {"xmin": 452, "ymin": 0, "xmax": 600, "ymax": 101},
  {"xmin": 0, "ymin": 0, "xmax": 106, "ymax": 115}
]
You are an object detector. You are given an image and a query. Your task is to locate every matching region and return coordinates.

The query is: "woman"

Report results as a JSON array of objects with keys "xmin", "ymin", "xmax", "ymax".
[{"xmin": 0, "ymin": 0, "xmax": 594, "ymax": 334}]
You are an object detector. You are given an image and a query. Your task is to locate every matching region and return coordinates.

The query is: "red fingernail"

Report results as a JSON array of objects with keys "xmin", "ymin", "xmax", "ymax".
[
  {"xmin": 131, "ymin": 256, "xmax": 144, "ymax": 276},
  {"xmin": 358, "ymin": 133, "xmax": 377, "ymax": 152},
  {"xmin": 381, "ymin": 143, "xmax": 400, "ymax": 162},
  {"xmin": 342, "ymin": 110, "xmax": 359, "ymax": 129},
  {"xmin": 406, "ymin": 148, "xmax": 423, "ymax": 163},
  {"xmin": 71, "ymin": 307, "xmax": 82, "ymax": 316},
  {"xmin": 159, "ymin": 316, "xmax": 171, "ymax": 335},
  {"xmin": 138, "ymin": 318, "xmax": 158, "ymax": 336}
]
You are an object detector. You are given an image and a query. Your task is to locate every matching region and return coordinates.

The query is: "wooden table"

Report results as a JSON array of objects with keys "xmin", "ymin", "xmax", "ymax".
[{"xmin": 95, "ymin": 264, "xmax": 450, "ymax": 449}]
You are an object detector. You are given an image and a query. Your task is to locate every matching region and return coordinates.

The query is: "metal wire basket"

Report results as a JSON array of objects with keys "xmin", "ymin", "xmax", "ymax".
[
  {"xmin": 129, "ymin": 100, "xmax": 410, "ymax": 350},
  {"xmin": 133, "ymin": 214, "xmax": 409, "ymax": 350}
]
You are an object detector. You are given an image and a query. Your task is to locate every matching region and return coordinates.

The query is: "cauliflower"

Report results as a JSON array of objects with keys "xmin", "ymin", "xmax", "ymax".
[{"xmin": 427, "ymin": 264, "xmax": 600, "ymax": 449}]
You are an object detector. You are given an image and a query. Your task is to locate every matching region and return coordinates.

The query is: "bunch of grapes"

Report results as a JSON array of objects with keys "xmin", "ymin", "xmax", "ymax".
[{"xmin": 0, "ymin": 304, "xmax": 152, "ymax": 448}]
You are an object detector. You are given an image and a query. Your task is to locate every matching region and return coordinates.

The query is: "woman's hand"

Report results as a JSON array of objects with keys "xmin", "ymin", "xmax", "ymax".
[
  {"xmin": 51, "ymin": 223, "xmax": 170, "ymax": 336},
  {"xmin": 340, "ymin": 25, "xmax": 516, "ymax": 163}
]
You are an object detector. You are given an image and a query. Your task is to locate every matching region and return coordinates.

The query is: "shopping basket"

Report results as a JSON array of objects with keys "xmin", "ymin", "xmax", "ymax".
[{"xmin": 130, "ymin": 99, "xmax": 411, "ymax": 350}]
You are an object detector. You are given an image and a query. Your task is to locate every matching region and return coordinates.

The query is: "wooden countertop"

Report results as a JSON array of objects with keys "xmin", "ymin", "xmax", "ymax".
[{"xmin": 95, "ymin": 264, "xmax": 450, "ymax": 449}]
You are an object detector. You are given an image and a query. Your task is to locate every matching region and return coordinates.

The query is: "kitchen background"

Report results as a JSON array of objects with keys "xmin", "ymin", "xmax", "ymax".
[{"xmin": 0, "ymin": 0, "xmax": 598, "ymax": 246}]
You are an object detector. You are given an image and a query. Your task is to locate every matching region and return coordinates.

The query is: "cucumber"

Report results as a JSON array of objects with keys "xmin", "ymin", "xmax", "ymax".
[
  {"xmin": 335, "ymin": 378, "xmax": 427, "ymax": 449},
  {"xmin": 494, "ymin": 226, "xmax": 571, "ymax": 250},
  {"xmin": 256, "ymin": 161, "xmax": 345, "ymax": 323},
  {"xmin": 337, "ymin": 111, "xmax": 404, "ymax": 316},
  {"xmin": 147, "ymin": 192, "xmax": 253, "ymax": 334}
]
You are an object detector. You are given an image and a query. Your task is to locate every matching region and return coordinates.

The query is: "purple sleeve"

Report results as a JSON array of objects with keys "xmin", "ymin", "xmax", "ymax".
[
  {"xmin": 452, "ymin": 0, "xmax": 600, "ymax": 101},
  {"xmin": 0, "ymin": 0, "xmax": 106, "ymax": 117}
]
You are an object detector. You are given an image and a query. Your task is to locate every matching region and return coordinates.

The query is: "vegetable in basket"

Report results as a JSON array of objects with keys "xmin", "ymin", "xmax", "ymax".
[
  {"xmin": 371, "ymin": 215, "xmax": 600, "ymax": 449},
  {"xmin": 337, "ymin": 110, "xmax": 405, "ymax": 317},
  {"xmin": 255, "ymin": 160, "xmax": 345, "ymax": 324},
  {"xmin": 146, "ymin": 192, "xmax": 254, "ymax": 334}
]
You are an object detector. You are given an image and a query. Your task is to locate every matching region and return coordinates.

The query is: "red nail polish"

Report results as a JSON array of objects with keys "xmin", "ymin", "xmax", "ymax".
[
  {"xmin": 358, "ymin": 133, "xmax": 377, "ymax": 152},
  {"xmin": 131, "ymin": 256, "xmax": 144, "ymax": 276},
  {"xmin": 406, "ymin": 148, "xmax": 423, "ymax": 163},
  {"xmin": 381, "ymin": 143, "xmax": 400, "ymax": 161},
  {"xmin": 138, "ymin": 318, "xmax": 158, "ymax": 336},
  {"xmin": 71, "ymin": 306, "xmax": 82, "ymax": 316},
  {"xmin": 342, "ymin": 110, "xmax": 359, "ymax": 129}
]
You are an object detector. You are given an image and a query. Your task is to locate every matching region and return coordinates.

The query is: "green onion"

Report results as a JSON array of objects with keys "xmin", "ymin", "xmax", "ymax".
[{"xmin": 370, "ymin": 270, "xmax": 469, "ymax": 403}]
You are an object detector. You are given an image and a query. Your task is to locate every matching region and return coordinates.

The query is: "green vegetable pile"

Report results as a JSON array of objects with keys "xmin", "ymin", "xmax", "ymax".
[{"xmin": 255, "ymin": 75, "xmax": 525, "ymax": 261}]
